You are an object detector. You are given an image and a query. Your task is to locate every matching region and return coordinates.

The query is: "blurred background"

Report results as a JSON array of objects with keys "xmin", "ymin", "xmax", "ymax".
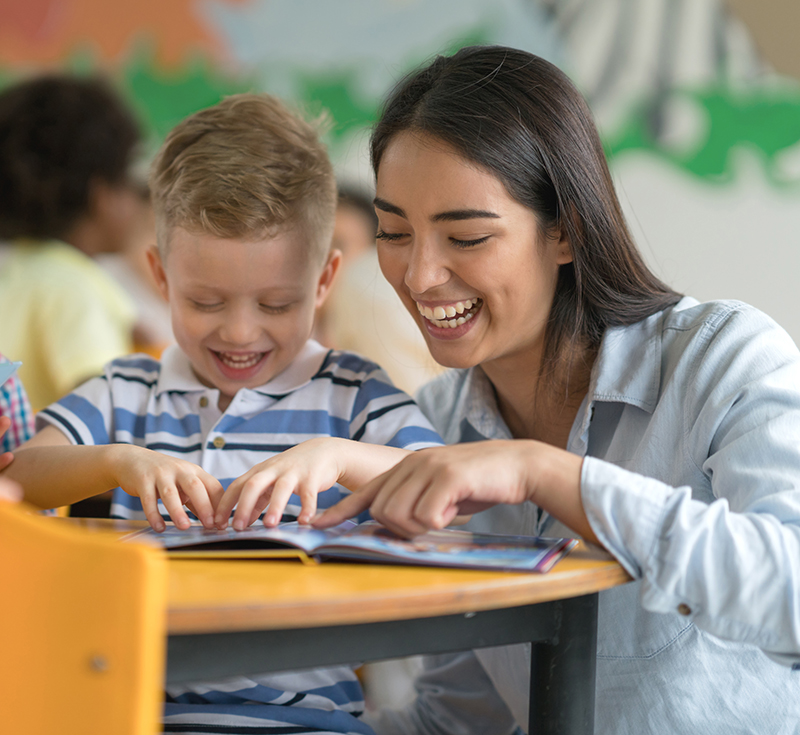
[{"xmin": 0, "ymin": 0, "xmax": 798, "ymax": 350}]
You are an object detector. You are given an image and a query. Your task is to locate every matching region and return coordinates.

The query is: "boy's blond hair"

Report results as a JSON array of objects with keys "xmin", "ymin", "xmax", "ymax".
[{"xmin": 150, "ymin": 93, "xmax": 336, "ymax": 260}]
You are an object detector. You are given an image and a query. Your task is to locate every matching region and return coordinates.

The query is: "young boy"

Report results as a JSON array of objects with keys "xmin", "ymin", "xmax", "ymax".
[{"xmin": 6, "ymin": 93, "xmax": 441, "ymax": 734}]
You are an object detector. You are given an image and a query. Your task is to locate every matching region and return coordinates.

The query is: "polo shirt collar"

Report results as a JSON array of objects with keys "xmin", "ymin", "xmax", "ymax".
[{"xmin": 155, "ymin": 340, "xmax": 330, "ymax": 397}]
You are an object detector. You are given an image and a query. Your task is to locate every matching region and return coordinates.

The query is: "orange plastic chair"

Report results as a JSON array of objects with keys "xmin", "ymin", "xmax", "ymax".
[{"xmin": 0, "ymin": 502, "xmax": 168, "ymax": 735}]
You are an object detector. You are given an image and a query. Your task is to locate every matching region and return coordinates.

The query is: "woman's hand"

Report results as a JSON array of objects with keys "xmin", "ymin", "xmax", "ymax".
[
  {"xmin": 109, "ymin": 445, "xmax": 224, "ymax": 532},
  {"xmin": 314, "ymin": 440, "xmax": 596, "ymax": 542}
]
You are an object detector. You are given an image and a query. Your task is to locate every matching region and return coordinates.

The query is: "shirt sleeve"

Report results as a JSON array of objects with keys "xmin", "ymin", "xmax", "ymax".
[
  {"xmin": 362, "ymin": 651, "xmax": 517, "ymax": 735},
  {"xmin": 349, "ymin": 364, "xmax": 443, "ymax": 450},
  {"xmin": 582, "ymin": 305, "xmax": 800, "ymax": 659},
  {"xmin": 35, "ymin": 370, "xmax": 116, "ymax": 447}
]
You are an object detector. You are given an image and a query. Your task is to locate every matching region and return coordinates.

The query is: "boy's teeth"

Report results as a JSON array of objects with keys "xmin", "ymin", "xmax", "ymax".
[
  {"xmin": 217, "ymin": 352, "xmax": 264, "ymax": 369},
  {"xmin": 415, "ymin": 299, "xmax": 482, "ymax": 328}
]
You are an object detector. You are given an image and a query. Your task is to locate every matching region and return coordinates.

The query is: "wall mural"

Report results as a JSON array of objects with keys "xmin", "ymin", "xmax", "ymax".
[{"xmin": 1, "ymin": 0, "xmax": 799, "ymax": 341}]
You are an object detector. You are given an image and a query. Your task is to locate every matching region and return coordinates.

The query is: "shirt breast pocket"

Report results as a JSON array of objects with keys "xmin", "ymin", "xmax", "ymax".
[{"xmin": 596, "ymin": 581, "xmax": 693, "ymax": 659}]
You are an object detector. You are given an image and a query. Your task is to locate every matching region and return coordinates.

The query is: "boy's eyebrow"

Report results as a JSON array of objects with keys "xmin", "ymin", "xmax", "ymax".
[{"xmin": 374, "ymin": 197, "xmax": 500, "ymax": 223}]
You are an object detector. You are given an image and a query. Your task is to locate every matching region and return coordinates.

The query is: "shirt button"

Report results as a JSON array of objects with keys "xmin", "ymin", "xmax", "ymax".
[
  {"xmin": 212, "ymin": 436, "xmax": 226, "ymax": 449},
  {"xmin": 199, "ymin": 396, "xmax": 209, "ymax": 408},
  {"xmin": 677, "ymin": 603, "xmax": 692, "ymax": 616}
]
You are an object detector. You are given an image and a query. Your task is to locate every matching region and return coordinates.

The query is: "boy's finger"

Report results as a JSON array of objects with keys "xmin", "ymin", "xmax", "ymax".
[
  {"xmin": 158, "ymin": 482, "xmax": 191, "ymax": 530},
  {"xmin": 200, "ymin": 470, "xmax": 225, "ymax": 507},
  {"xmin": 295, "ymin": 482, "xmax": 318, "ymax": 525},
  {"xmin": 139, "ymin": 490, "xmax": 166, "ymax": 532},
  {"xmin": 0, "ymin": 415, "xmax": 11, "ymax": 438},
  {"xmin": 214, "ymin": 480, "xmax": 243, "ymax": 528},
  {"xmin": 262, "ymin": 475, "xmax": 297, "ymax": 527},
  {"xmin": 312, "ymin": 485, "xmax": 376, "ymax": 528},
  {"xmin": 232, "ymin": 475, "xmax": 273, "ymax": 531},
  {"xmin": 248, "ymin": 495, "xmax": 272, "ymax": 527},
  {"xmin": 180, "ymin": 475, "xmax": 215, "ymax": 528}
]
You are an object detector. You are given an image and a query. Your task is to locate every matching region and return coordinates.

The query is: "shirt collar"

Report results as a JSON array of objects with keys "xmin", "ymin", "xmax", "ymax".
[
  {"xmin": 588, "ymin": 313, "xmax": 663, "ymax": 415},
  {"xmin": 460, "ymin": 366, "xmax": 514, "ymax": 442},
  {"xmin": 155, "ymin": 340, "xmax": 331, "ymax": 398}
]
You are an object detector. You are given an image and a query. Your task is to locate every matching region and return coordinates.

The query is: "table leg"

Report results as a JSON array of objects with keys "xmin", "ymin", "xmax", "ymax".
[{"xmin": 529, "ymin": 592, "xmax": 598, "ymax": 735}]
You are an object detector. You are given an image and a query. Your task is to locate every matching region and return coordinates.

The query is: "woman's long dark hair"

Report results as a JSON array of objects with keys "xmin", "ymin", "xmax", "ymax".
[{"xmin": 371, "ymin": 46, "xmax": 681, "ymax": 376}]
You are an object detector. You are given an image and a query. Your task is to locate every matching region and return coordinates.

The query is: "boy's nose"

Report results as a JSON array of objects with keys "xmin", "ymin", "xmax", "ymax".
[{"xmin": 218, "ymin": 310, "xmax": 261, "ymax": 346}]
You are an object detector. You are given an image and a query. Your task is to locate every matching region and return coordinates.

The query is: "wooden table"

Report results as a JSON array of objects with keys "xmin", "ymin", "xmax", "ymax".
[
  {"xmin": 67, "ymin": 519, "xmax": 629, "ymax": 734},
  {"xmin": 164, "ymin": 542, "xmax": 629, "ymax": 735}
]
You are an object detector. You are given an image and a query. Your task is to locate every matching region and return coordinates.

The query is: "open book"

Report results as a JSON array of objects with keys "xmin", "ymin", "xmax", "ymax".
[{"xmin": 124, "ymin": 520, "xmax": 577, "ymax": 573}]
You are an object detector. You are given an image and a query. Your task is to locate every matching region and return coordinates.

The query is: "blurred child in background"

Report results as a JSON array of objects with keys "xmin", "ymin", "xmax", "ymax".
[
  {"xmin": 98, "ymin": 184, "xmax": 175, "ymax": 358},
  {"xmin": 0, "ymin": 74, "xmax": 141, "ymax": 410},
  {"xmin": 321, "ymin": 186, "xmax": 442, "ymax": 395}
]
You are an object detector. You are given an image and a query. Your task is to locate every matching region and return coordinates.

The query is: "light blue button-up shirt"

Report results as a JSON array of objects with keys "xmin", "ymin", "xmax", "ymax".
[{"xmin": 366, "ymin": 298, "xmax": 800, "ymax": 735}]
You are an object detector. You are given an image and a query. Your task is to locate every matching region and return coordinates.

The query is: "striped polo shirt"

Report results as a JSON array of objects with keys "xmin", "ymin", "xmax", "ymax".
[
  {"xmin": 39, "ymin": 339, "xmax": 442, "ymax": 519},
  {"xmin": 38, "ymin": 339, "xmax": 442, "ymax": 735}
]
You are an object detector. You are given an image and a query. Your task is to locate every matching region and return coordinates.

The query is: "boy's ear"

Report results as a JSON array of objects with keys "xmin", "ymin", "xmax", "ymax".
[
  {"xmin": 314, "ymin": 248, "xmax": 342, "ymax": 308},
  {"xmin": 146, "ymin": 245, "xmax": 170, "ymax": 302}
]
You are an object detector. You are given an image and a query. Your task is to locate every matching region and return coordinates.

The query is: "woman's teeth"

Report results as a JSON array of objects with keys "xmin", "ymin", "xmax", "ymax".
[
  {"xmin": 416, "ymin": 299, "xmax": 482, "ymax": 329},
  {"xmin": 216, "ymin": 352, "xmax": 264, "ymax": 369}
]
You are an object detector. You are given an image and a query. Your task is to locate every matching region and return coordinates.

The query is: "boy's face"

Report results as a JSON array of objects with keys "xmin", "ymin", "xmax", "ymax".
[{"xmin": 149, "ymin": 226, "xmax": 339, "ymax": 411}]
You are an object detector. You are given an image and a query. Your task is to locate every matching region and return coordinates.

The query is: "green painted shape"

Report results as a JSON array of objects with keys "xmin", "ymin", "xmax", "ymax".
[
  {"xmin": 607, "ymin": 86, "xmax": 800, "ymax": 186},
  {"xmin": 119, "ymin": 43, "xmax": 256, "ymax": 146},
  {"xmin": 298, "ymin": 69, "xmax": 377, "ymax": 141}
]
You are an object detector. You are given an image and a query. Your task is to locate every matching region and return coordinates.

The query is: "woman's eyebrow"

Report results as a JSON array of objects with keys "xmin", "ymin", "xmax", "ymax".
[
  {"xmin": 374, "ymin": 197, "xmax": 500, "ymax": 222},
  {"xmin": 430, "ymin": 209, "xmax": 500, "ymax": 222}
]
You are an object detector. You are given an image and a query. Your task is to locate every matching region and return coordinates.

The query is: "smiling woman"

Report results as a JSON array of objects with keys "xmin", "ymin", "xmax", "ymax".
[{"xmin": 292, "ymin": 45, "xmax": 800, "ymax": 735}]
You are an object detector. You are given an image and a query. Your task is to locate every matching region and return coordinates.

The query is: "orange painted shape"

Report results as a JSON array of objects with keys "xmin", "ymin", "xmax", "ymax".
[{"xmin": 0, "ymin": 0, "xmax": 251, "ymax": 67}]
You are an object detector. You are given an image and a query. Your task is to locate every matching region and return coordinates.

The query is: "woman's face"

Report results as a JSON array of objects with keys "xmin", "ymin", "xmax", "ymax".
[{"xmin": 375, "ymin": 131, "xmax": 572, "ymax": 373}]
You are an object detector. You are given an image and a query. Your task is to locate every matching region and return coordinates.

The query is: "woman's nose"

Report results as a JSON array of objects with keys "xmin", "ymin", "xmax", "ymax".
[{"xmin": 403, "ymin": 240, "xmax": 450, "ymax": 296}]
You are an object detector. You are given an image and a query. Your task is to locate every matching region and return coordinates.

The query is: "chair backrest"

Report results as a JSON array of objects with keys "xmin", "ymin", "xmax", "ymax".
[{"xmin": 0, "ymin": 502, "xmax": 167, "ymax": 735}]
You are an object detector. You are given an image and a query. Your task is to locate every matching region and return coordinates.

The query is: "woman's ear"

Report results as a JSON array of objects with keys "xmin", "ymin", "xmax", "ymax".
[
  {"xmin": 315, "ymin": 248, "xmax": 343, "ymax": 308},
  {"xmin": 556, "ymin": 235, "xmax": 573, "ymax": 265},
  {"xmin": 146, "ymin": 246, "xmax": 169, "ymax": 302}
]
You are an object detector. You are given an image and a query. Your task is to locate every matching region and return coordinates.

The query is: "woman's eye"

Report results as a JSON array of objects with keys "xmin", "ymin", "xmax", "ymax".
[
  {"xmin": 376, "ymin": 230, "xmax": 407, "ymax": 242},
  {"xmin": 450, "ymin": 236, "xmax": 490, "ymax": 248}
]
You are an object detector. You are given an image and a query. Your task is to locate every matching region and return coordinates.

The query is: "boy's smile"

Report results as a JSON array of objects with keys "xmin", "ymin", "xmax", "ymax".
[{"xmin": 150, "ymin": 227, "xmax": 339, "ymax": 411}]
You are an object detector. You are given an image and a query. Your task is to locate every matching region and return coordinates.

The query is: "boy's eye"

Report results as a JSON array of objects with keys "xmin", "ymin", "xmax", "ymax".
[
  {"xmin": 259, "ymin": 303, "xmax": 291, "ymax": 314},
  {"xmin": 376, "ymin": 230, "xmax": 407, "ymax": 242},
  {"xmin": 190, "ymin": 300, "xmax": 223, "ymax": 310}
]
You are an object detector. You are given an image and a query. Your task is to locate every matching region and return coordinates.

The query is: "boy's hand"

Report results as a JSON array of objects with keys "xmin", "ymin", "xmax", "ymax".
[
  {"xmin": 216, "ymin": 437, "xmax": 346, "ymax": 530},
  {"xmin": 110, "ymin": 445, "xmax": 224, "ymax": 532}
]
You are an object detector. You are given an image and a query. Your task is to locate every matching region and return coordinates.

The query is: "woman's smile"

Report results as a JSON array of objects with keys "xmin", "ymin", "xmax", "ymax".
[{"xmin": 415, "ymin": 298, "xmax": 483, "ymax": 328}]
